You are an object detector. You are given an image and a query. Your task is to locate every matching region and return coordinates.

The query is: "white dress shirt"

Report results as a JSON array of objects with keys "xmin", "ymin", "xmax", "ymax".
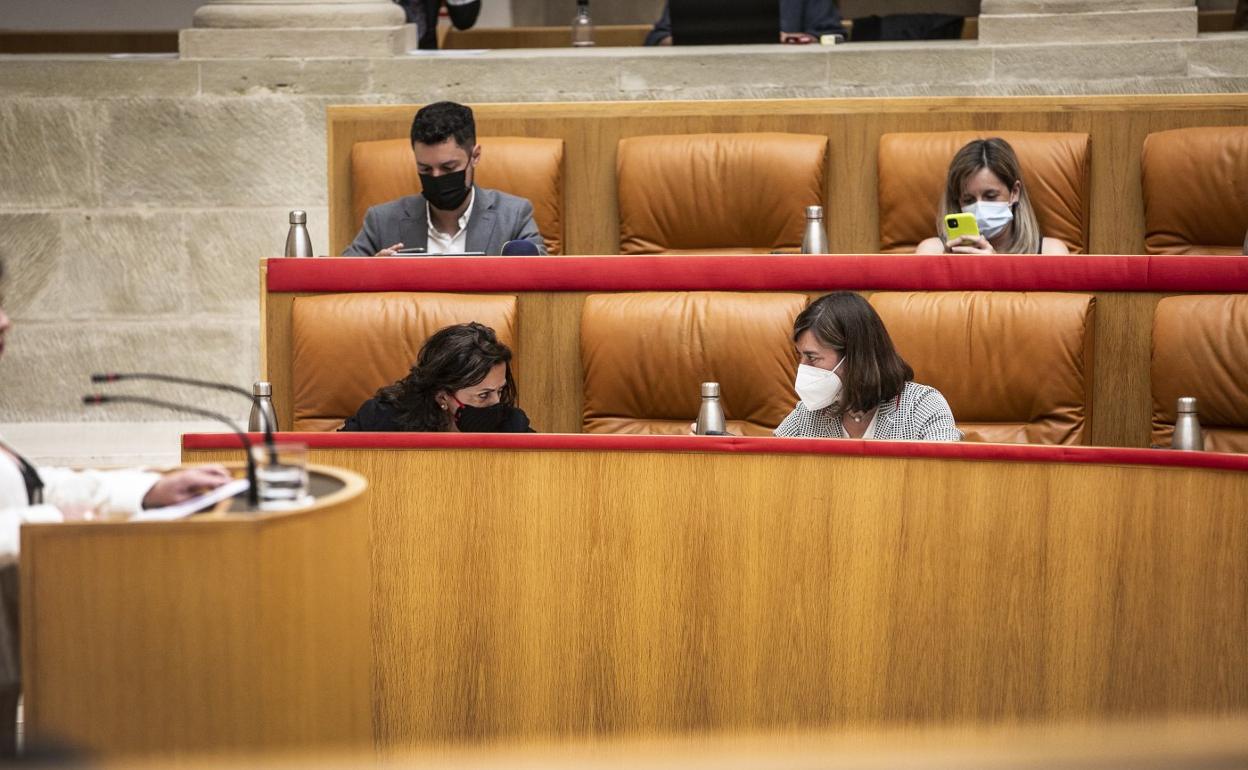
[
  {"xmin": 0, "ymin": 440, "xmax": 159, "ymax": 564},
  {"xmin": 426, "ymin": 189, "xmax": 475, "ymax": 255}
]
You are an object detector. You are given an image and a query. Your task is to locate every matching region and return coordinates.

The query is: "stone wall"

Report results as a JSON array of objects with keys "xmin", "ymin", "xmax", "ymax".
[{"xmin": 2, "ymin": 31, "xmax": 1248, "ymax": 426}]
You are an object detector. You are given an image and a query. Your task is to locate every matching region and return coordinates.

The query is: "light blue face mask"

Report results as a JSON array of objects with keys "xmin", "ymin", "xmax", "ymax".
[{"xmin": 962, "ymin": 201, "xmax": 1014, "ymax": 240}]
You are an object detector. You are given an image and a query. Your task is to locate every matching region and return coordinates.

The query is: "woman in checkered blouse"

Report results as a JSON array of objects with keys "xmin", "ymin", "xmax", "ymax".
[{"xmin": 774, "ymin": 292, "xmax": 962, "ymax": 441}]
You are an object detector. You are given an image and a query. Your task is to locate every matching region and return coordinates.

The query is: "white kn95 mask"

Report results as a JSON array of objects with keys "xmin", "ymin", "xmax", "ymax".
[{"xmin": 794, "ymin": 360, "xmax": 844, "ymax": 412}]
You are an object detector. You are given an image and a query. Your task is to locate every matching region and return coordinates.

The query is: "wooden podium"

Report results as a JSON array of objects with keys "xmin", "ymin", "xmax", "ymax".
[{"xmin": 19, "ymin": 465, "xmax": 371, "ymax": 757}]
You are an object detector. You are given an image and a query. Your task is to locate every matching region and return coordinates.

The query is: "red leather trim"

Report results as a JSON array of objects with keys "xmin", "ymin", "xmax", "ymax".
[
  {"xmin": 182, "ymin": 432, "xmax": 1248, "ymax": 474},
  {"xmin": 266, "ymin": 255, "xmax": 1248, "ymax": 294}
]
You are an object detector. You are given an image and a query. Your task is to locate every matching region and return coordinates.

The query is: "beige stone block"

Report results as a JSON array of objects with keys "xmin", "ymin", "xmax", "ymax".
[
  {"xmin": 0, "ymin": 58, "xmax": 199, "ymax": 99},
  {"xmin": 994, "ymin": 41, "xmax": 1190, "ymax": 81},
  {"xmin": 1186, "ymin": 34, "xmax": 1248, "ymax": 76},
  {"xmin": 619, "ymin": 48, "xmax": 830, "ymax": 94},
  {"xmin": 979, "ymin": 7, "xmax": 1199, "ymax": 44},
  {"xmin": 370, "ymin": 53, "xmax": 623, "ymax": 101},
  {"xmin": 179, "ymin": 25, "xmax": 415, "ymax": 59},
  {"xmin": 827, "ymin": 44, "xmax": 994, "ymax": 87},
  {"xmin": 98, "ymin": 98, "xmax": 323, "ymax": 207},
  {"xmin": 0, "ymin": 214, "xmax": 63, "ymax": 319},
  {"xmin": 0, "ymin": 101, "xmax": 100, "ymax": 209},
  {"xmin": 191, "ymin": 1, "xmax": 405, "ymax": 29},
  {"xmin": 20, "ymin": 211, "xmax": 192, "ymax": 320},
  {"xmin": 185, "ymin": 207, "xmax": 329, "ymax": 315},
  {"xmin": 200, "ymin": 58, "xmax": 372, "ymax": 96},
  {"xmin": 983, "ymin": 0, "xmax": 1192, "ymax": 12},
  {"xmin": 0, "ymin": 319, "xmax": 258, "ymax": 422}
]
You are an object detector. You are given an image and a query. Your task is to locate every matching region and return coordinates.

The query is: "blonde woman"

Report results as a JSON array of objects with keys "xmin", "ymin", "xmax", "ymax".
[{"xmin": 916, "ymin": 138, "xmax": 1069, "ymax": 256}]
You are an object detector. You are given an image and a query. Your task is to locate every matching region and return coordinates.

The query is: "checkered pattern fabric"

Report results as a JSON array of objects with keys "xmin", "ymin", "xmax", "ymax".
[{"xmin": 774, "ymin": 381, "xmax": 962, "ymax": 441}]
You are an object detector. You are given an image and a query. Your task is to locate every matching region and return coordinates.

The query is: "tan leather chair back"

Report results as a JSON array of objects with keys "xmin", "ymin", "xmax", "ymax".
[
  {"xmin": 869, "ymin": 291, "xmax": 1096, "ymax": 444},
  {"xmin": 878, "ymin": 131, "xmax": 1091, "ymax": 254},
  {"xmin": 581, "ymin": 292, "xmax": 808, "ymax": 435},
  {"xmin": 291, "ymin": 292, "xmax": 517, "ymax": 431},
  {"xmin": 1151, "ymin": 295, "xmax": 1248, "ymax": 452},
  {"xmin": 1141, "ymin": 127, "xmax": 1248, "ymax": 255},
  {"xmin": 350, "ymin": 136, "xmax": 565, "ymax": 255},
  {"xmin": 617, "ymin": 133, "xmax": 828, "ymax": 255}
]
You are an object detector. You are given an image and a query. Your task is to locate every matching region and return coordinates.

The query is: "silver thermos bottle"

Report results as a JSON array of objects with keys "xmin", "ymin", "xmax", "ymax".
[
  {"xmin": 801, "ymin": 205, "xmax": 829, "ymax": 254},
  {"xmin": 285, "ymin": 210, "xmax": 314, "ymax": 258},
  {"xmin": 695, "ymin": 382, "xmax": 726, "ymax": 435},
  {"xmin": 249, "ymin": 381, "xmax": 278, "ymax": 433},
  {"xmin": 1171, "ymin": 396, "xmax": 1204, "ymax": 451}
]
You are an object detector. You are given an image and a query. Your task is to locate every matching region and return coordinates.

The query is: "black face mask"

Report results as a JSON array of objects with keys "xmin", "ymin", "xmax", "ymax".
[
  {"xmin": 454, "ymin": 402, "xmax": 509, "ymax": 433},
  {"xmin": 420, "ymin": 168, "xmax": 472, "ymax": 211}
]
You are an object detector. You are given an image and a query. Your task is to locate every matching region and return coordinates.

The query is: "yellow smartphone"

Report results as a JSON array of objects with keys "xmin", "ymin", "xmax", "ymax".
[{"xmin": 943, "ymin": 212, "xmax": 980, "ymax": 243}]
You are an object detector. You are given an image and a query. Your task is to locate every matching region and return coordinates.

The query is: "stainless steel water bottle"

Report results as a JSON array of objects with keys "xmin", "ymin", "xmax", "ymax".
[
  {"xmin": 285, "ymin": 210, "xmax": 314, "ymax": 258},
  {"xmin": 695, "ymin": 382, "xmax": 726, "ymax": 435},
  {"xmin": 801, "ymin": 205, "xmax": 829, "ymax": 254},
  {"xmin": 1171, "ymin": 396, "xmax": 1204, "ymax": 451},
  {"xmin": 249, "ymin": 381, "xmax": 278, "ymax": 433},
  {"xmin": 571, "ymin": 0, "xmax": 595, "ymax": 46}
]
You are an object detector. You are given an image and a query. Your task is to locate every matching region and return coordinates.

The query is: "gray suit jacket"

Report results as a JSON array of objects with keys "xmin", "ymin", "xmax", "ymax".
[{"xmin": 342, "ymin": 186, "xmax": 546, "ymax": 257}]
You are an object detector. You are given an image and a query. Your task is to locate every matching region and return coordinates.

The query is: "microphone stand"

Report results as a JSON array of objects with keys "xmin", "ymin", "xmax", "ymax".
[
  {"xmin": 91, "ymin": 372, "xmax": 277, "ymax": 464},
  {"xmin": 83, "ymin": 394, "xmax": 260, "ymax": 509}
]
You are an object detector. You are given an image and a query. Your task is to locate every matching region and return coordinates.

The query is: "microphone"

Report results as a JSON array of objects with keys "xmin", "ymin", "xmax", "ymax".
[
  {"xmin": 91, "ymin": 372, "xmax": 276, "ymax": 463},
  {"xmin": 500, "ymin": 239, "xmax": 540, "ymax": 257},
  {"xmin": 82, "ymin": 393, "xmax": 259, "ymax": 509}
]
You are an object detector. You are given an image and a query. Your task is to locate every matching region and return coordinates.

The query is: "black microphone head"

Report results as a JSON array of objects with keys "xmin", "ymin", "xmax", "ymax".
[{"xmin": 500, "ymin": 239, "xmax": 540, "ymax": 257}]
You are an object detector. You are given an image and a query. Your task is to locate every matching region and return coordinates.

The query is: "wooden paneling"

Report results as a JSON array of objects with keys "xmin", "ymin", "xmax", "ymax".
[
  {"xmin": 264, "ymin": 284, "xmax": 1176, "ymax": 448},
  {"xmin": 21, "ymin": 466, "xmax": 372, "ymax": 757},
  {"xmin": 184, "ymin": 444, "xmax": 1248, "ymax": 746},
  {"xmin": 327, "ymin": 95, "xmax": 1248, "ymax": 258}
]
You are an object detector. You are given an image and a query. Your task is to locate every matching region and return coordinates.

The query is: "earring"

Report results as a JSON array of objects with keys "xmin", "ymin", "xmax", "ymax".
[{"xmin": 440, "ymin": 403, "xmax": 447, "ymax": 410}]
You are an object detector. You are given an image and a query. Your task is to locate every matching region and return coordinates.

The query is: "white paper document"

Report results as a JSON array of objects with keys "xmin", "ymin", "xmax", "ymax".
[{"xmin": 131, "ymin": 478, "xmax": 250, "ymax": 522}]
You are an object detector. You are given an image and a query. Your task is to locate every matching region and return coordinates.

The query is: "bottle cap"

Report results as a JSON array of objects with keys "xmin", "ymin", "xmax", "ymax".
[
  {"xmin": 1176, "ymin": 396, "xmax": 1198, "ymax": 414},
  {"xmin": 701, "ymin": 382, "xmax": 720, "ymax": 398},
  {"xmin": 253, "ymin": 381, "xmax": 273, "ymax": 396},
  {"xmin": 289, "ymin": 210, "xmax": 307, "ymax": 224},
  {"xmin": 805, "ymin": 205, "xmax": 824, "ymax": 220}
]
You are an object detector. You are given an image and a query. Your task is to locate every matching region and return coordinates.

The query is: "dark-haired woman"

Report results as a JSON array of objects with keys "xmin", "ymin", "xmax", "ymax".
[
  {"xmin": 774, "ymin": 292, "xmax": 961, "ymax": 441},
  {"xmin": 915, "ymin": 137, "xmax": 1069, "ymax": 256},
  {"xmin": 340, "ymin": 322, "xmax": 534, "ymax": 433}
]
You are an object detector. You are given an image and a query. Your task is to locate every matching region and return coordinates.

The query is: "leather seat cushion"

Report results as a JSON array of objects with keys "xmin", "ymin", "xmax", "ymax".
[
  {"xmin": 291, "ymin": 292, "xmax": 517, "ymax": 431},
  {"xmin": 869, "ymin": 291, "xmax": 1096, "ymax": 444},
  {"xmin": 617, "ymin": 133, "xmax": 827, "ymax": 255},
  {"xmin": 581, "ymin": 291, "xmax": 809, "ymax": 434},
  {"xmin": 1151, "ymin": 294, "xmax": 1248, "ymax": 452}
]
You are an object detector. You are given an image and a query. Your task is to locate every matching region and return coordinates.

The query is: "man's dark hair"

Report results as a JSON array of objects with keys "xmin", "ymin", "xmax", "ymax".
[
  {"xmin": 375, "ymin": 322, "xmax": 515, "ymax": 431},
  {"xmin": 792, "ymin": 292, "xmax": 914, "ymax": 417},
  {"xmin": 410, "ymin": 101, "xmax": 476, "ymax": 151}
]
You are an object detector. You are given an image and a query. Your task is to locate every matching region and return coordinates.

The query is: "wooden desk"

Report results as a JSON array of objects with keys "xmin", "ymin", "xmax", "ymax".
[
  {"xmin": 184, "ymin": 434, "xmax": 1248, "ymax": 748},
  {"xmin": 21, "ymin": 465, "xmax": 371, "ymax": 758}
]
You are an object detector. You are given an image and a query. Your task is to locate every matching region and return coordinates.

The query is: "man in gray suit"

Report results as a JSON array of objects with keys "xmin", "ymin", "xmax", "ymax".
[{"xmin": 343, "ymin": 101, "xmax": 546, "ymax": 257}]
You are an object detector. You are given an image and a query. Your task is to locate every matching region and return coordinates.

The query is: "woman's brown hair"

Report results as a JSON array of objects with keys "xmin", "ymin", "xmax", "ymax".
[
  {"xmin": 937, "ymin": 137, "xmax": 1042, "ymax": 254},
  {"xmin": 793, "ymin": 292, "xmax": 913, "ymax": 416},
  {"xmin": 375, "ymin": 322, "xmax": 516, "ymax": 431}
]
